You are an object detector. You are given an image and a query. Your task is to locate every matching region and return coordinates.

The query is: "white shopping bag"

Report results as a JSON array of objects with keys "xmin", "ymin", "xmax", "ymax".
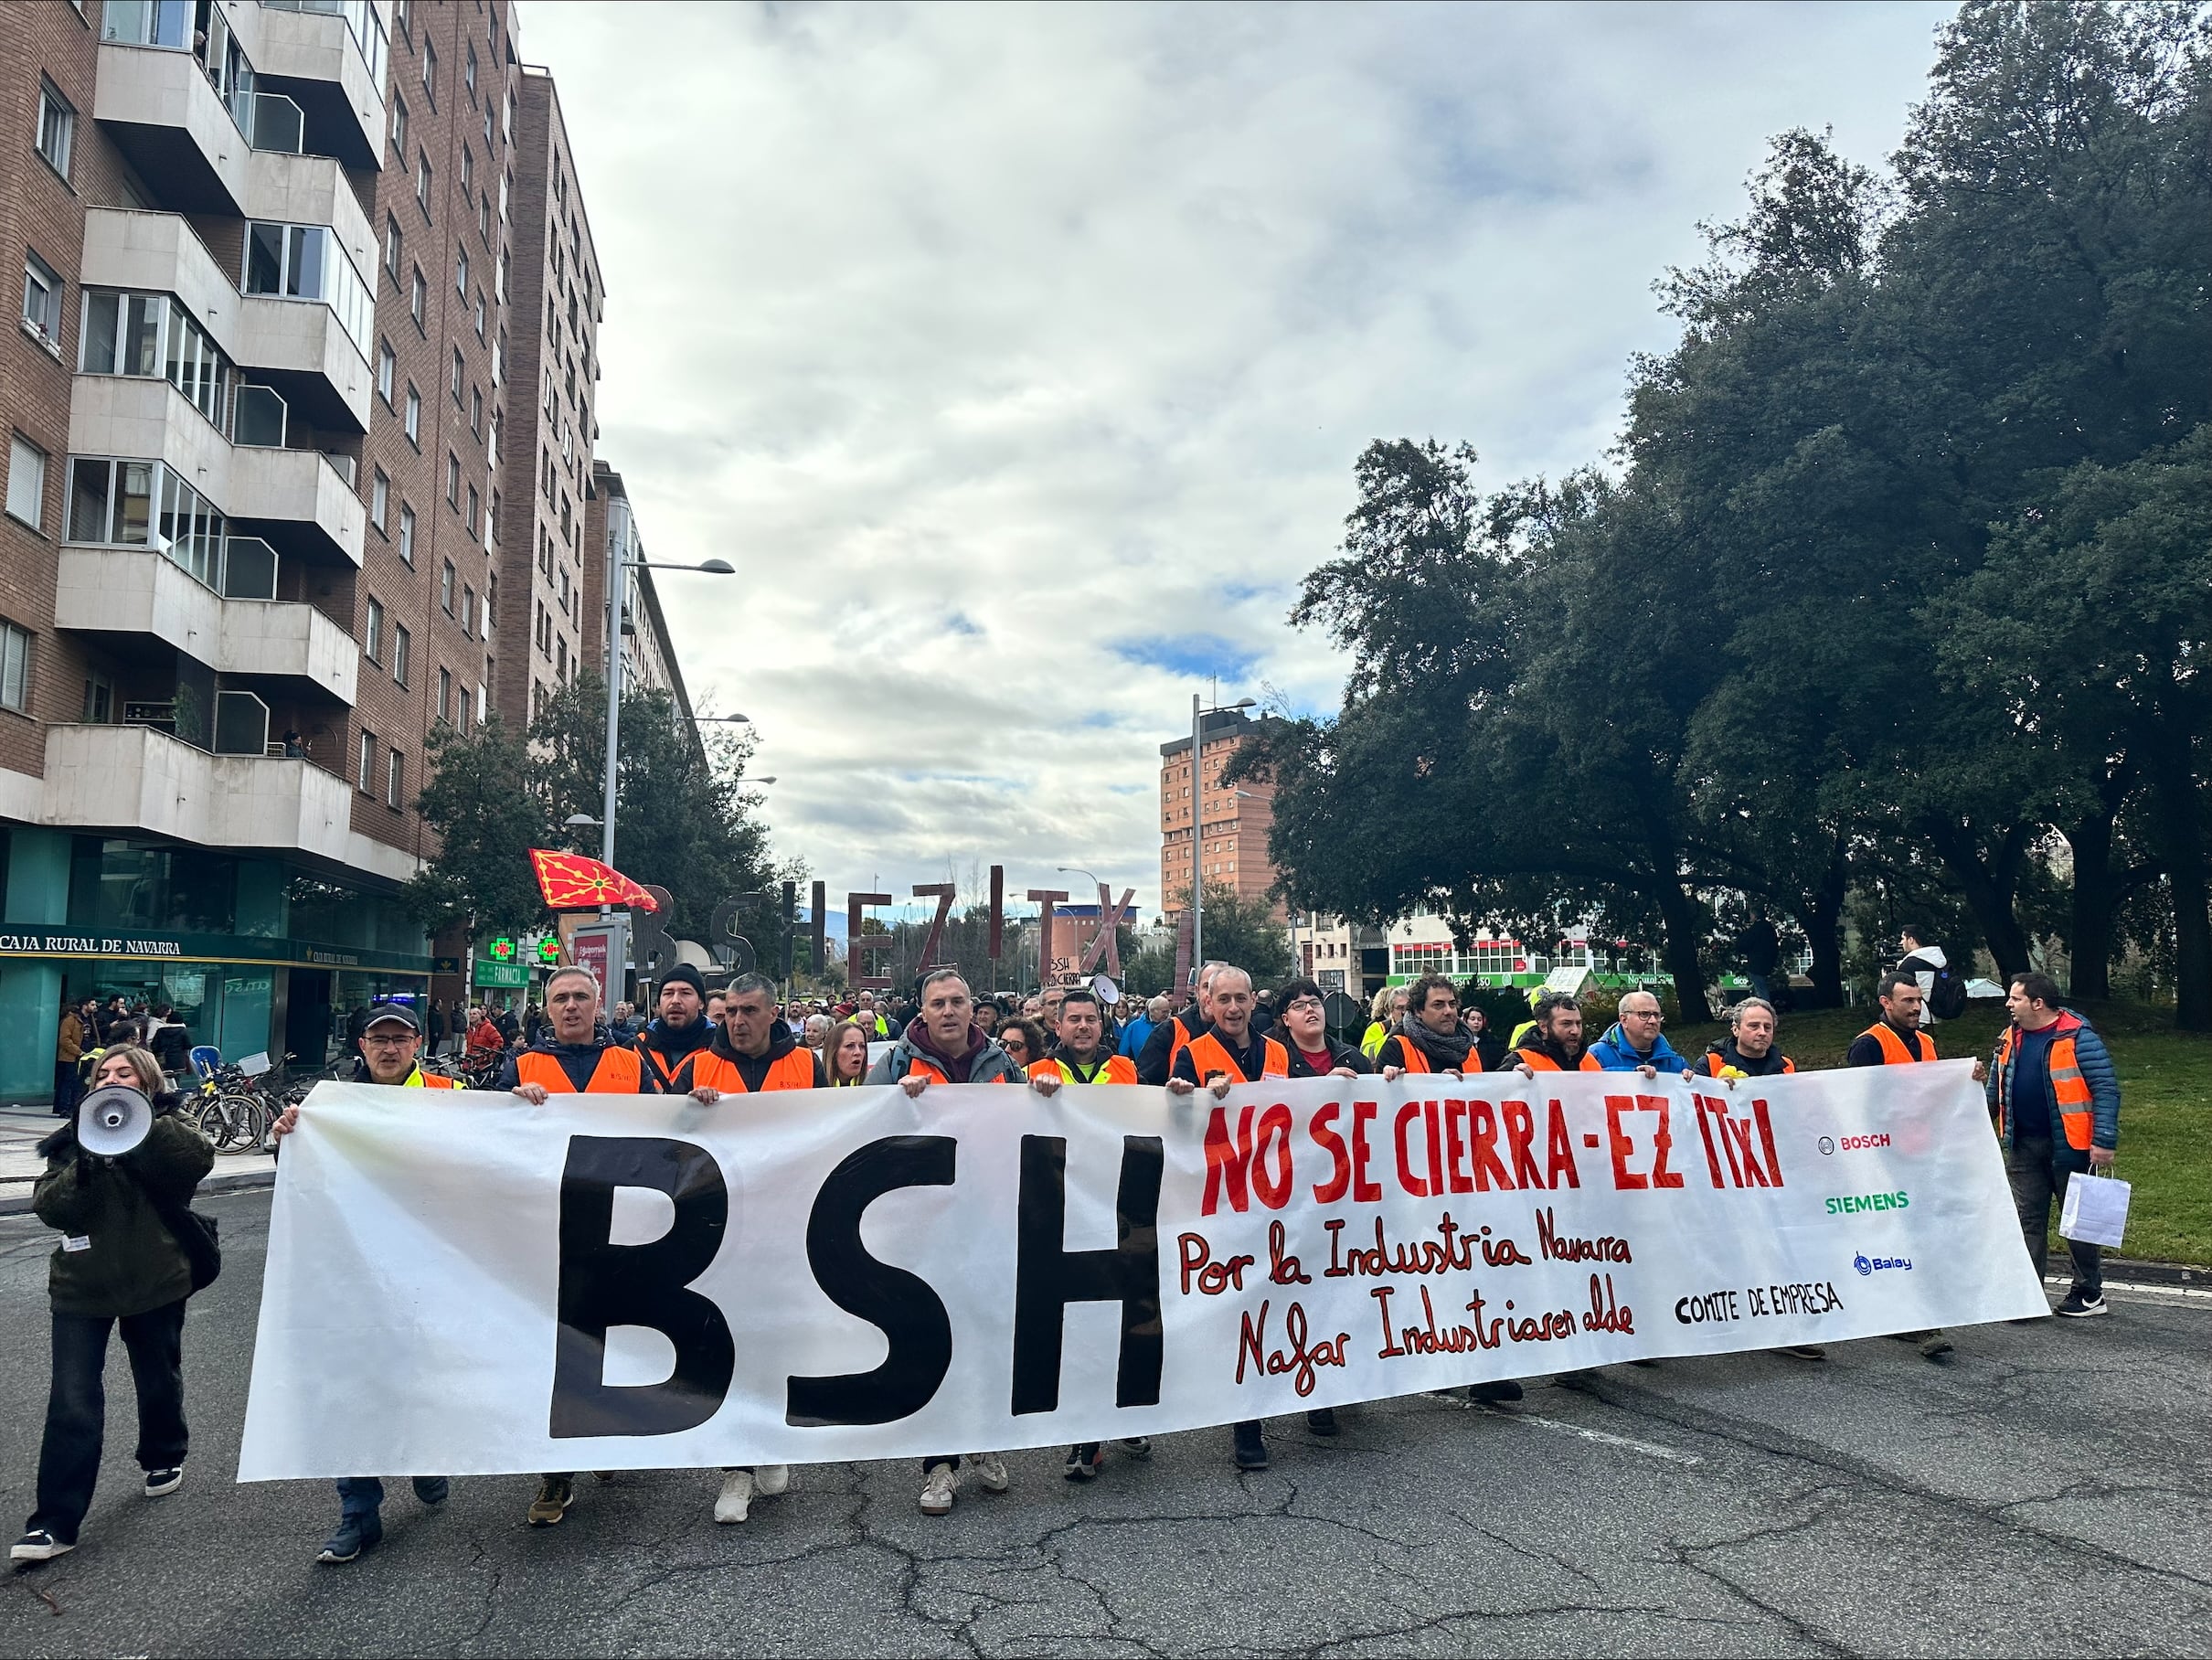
[{"xmin": 2059, "ymin": 1169, "xmax": 2130, "ymax": 1249}]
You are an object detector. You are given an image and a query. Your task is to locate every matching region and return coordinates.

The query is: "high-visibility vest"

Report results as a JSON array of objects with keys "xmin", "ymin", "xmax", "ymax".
[
  {"xmin": 515, "ymin": 1046, "xmax": 644, "ymax": 1093},
  {"xmin": 1702, "ymin": 1048, "xmax": 1794, "ymax": 1077},
  {"xmin": 686, "ymin": 1047, "xmax": 817, "ymax": 1093},
  {"xmin": 1992, "ymin": 1019, "xmax": 2095, "ymax": 1151},
  {"xmin": 1515, "ymin": 1046, "xmax": 1602, "ymax": 1072},
  {"xmin": 1385, "ymin": 1036, "xmax": 1473, "ymax": 1075},
  {"xmin": 405, "ymin": 1069, "xmax": 462, "ymax": 1090},
  {"xmin": 1861, "ymin": 1024, "xmax": 1936, "ymax": 1065},
  {"xmin": 1360, "ymin": 1020, "xmax": 1389, "ymax": 1058},
  {"xmin": 1184, "ymin": 1030, "xmax": 1288, "ymax": 1084},
  {"xmin": 1029, "ymin": 1053, "xmax": 1138, "ymax": 1086},
  {"xmin": 1167, "ymin": 1015, "xmax": 1199, "ymax": 1070},
  {"xmin": 635, "ymin": 1038, "xmax": 698, "ymax": 1090}
]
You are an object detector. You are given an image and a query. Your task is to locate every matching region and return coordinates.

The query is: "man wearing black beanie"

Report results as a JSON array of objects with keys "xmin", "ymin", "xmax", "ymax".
[{"xmin": 634, "ymin": 963, "xmax": 713, "ymax": 1090}]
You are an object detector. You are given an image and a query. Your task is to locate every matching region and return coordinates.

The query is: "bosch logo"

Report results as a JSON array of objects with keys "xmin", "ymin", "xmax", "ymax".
[
  {"xmin": 1818, "ymin": 1136, "xmax": 1835, "ymax": 1155},
  {"xmin": 1830, "ymin": 1133, "xmax": 1890, "ymax": 1152},
  {"xmin": 1853, "ymin": 1253, "xmax": 1911, "ymax": 1276}
]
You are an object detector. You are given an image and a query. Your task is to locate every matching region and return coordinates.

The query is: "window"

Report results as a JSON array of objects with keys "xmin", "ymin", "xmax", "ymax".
[
  {"xmin": 446, "ymin": 452, "xmax": 460, "ymax": 505},
  {"xmin": 466, "ymin": 484, "xmax": 479, "ymax": 537},
  {"xmin": 399, "ymin": 503, "xmax": 416, "ymax": 565},
  {"xmin": 487, "ymin": 406, "xmax": 501, "ymax": 463},
  {"xmin": 364, "ymin": 597, "xmax": 384, "ymax": 664},
  {"xmin": 384, "ymin": 215, "xmax": 401, "ymax": 278},
  {"xmin": 369, "ymin": 467, "xmax": 388, "ymax": 533},
  {"xmin": 473, "ymin": 291, "xmax": 485, "ymax": 341},
  {"xmin": 470, "ymin": 386, "xmax": 482, "ymax": 435},
  {"xmin": 36, "ymin": 80, "xmax": 75, "ymax": 178},
  {"xmin": 83, "ymin": 674, "xmax": 112, "ymax": 724},
  {"xmin": 557, "ymin": 638, "xmax": 568, "ymax": 680},
  {"xmin": 421, "ymin": 39, "xmax": 437, "ymax": 101},
  {"xmin": 357, "ymin": 729, "xmax": 377, "ymax": 793},
  {"xmin": 0, "ymin": 622, "xmax": 30, "ymax": 713},
  {"xmin": 6, "ymin": 435, "xmax": 47, "ymax": 529},
  {"xmin": 403, "ymin": 385, "xmax": 420, "ymax": 444},
  {"xmin": 458, "ymin": 686, "xmax": 472, "ymax": 729},
  {"xmin": 80, "ymin": 292, "xmax": 235, "ymax": 431},
  {"xmin": 486, "ymin": 572, "xmax": 497, "ymax": 632},
  {"xmin": 461, "ymin": 582, "xmax": 479, "ymax": 634},
  {"xmin": 22, "ymin": 251, "xmax": 61, "ymax": 345},
  {"xmin": 464, "ymin": 42, "xmax": 477, "ymax": 96},
  {"xmin": 409, "ymin": 266, "xmax": 425, "ymax": 327},
  {"xmin": 495, "ymin": 248, "xmax": 509, "ymax": 304},
  {"xmin": 478, "ymin": 194, "xmax": 491, "ymax": 242},
  {"xmin": 483, "ymin": 107, "xmax": 494, "ymax": 153},
  {"xmin": 416, "ymin": 152, "xmax": 432, "ymax": 214},
  {"xmin": 389, "ymin": 92, "xmax": 407, "ymax": 155},
  {"xmin": 504, "ymin": 90, "xmax": 515, "ymax": 142},
  {"xmin": 451, "ymin": 346, "xmax": 463, "ymax": 402},
  {"xmin": 241, "ymin": 223, "xmax": 373, "ymax": 354},
  {"xmin": 499, "ymin": 168, "xmax": 510, "ymax": 223},
  {"xmin": 392, "ymin": 624, "xmax": 411, "ymax": 687},
  {"xmin": 376, "ymin": 339, "xmax": 394, "ymax": 402},
  {"xmin": 441, "ymin": 560, "xmax": 455, "ymax": 614},
  {"xmin": 437, "ymin": 666, "xmax": 452, "ymax": 723},
  {"xmin": 456, "ymin": 246, "xmax": 468, "ymax": 297}
]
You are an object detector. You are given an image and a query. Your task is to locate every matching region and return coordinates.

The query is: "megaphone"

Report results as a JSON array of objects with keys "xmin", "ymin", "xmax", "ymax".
[
  {"xmin": 1091, "ymin": 974, "xmax": 1120, "ymax": 1006},
  {"xmin": 78, "ymin": 1084, "xmax": 153, "ymax": 1157}
]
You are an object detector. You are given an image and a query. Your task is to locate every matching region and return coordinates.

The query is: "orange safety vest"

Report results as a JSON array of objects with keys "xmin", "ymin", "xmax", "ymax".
[
  {"xmin": 1992, "ymin": 1018, "xmax": 2095, "ymax": 1151},
  {"xmin": 406, "ymin": 1069, "xmax": 462, "ymax": 1090},
  {"xmin": 1184, "ymin": 1030, "xmax": 1289, "ymax": 1084},
  {"xmin": 514, "ymin": 1046, "xmax": 645, "ymax": 1094},
  {"xmin": 635, "ymin": 1040, "xmax": 693, "ymax": 1090},
  {"xmin": 1861, "ymin": 1024, "xmax": 1936, "ymax": 1065},
  {"xmin": 1166, "ymin": 1015, "xmax": 1198, "ymax": 1071},
  {"xmin": 1515, "ymin": 1046, "xmax": 1602, "ymax": 1072},
  {"xmin": 685, "ymin": 1047, "xmax": 818, "ymax": 1093},
  {"xmin": 1702, "ymin": 1049, "xmax": 1795, "ymax": 1076},
  {"xmin": 1028, "ymin": 1053, "xmax": 1138, "ymax": 1086}
]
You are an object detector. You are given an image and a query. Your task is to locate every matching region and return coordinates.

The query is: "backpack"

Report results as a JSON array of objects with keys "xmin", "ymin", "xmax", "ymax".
[{"xmin": 1930, "ymin": 963, "xmax": 1968, "ymax": 1021}]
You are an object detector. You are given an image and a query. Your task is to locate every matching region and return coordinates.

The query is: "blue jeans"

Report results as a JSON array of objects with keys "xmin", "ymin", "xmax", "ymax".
[
  {"xmin": 335, "ymin": 1475, "xmax": 448, "ymax": 1518},
  {"xmin": 1746, "ymin": 973, "xmax": 1775, "ymax": 1006}
]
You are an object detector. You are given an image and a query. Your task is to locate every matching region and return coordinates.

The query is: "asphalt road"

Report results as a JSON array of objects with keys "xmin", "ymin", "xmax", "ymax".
[{"xmin": 1, "ymin": 1187, "xmax": 2207, "ymax": 1658}]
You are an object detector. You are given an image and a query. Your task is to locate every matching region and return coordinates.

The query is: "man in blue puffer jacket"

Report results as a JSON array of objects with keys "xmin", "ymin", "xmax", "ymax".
[{"xmin": 1588, "ymin": 989, "xmax": 1692, "ymax": 1076}]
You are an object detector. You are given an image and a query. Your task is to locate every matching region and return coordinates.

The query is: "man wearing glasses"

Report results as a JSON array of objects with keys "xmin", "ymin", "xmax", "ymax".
[
  {"xmin": 1588, "ymin": 990, "xmax": 1692, "ymax": 1078},
  {"xmin": 1276, "ymin": 977, "xmax": 1370, "ymax": 1079}
]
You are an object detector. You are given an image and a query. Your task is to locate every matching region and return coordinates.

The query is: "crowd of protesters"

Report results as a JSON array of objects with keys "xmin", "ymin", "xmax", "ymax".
[{"xmin": 14, "ymin": 922, "xmax": 2122, "ymax": 1564}]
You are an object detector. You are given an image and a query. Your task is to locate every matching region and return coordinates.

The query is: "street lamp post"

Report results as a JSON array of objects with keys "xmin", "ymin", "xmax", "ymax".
[
  {"xmin": 1190, "ymin": 693, "xmax": 1255, "ymax": 984},
  {"xmin": 598, "ymin": 550, "xmax": 733, "ymax": 910}
]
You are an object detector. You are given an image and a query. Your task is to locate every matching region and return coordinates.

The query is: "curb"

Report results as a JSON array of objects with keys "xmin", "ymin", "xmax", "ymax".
[
  {"xmin": 2091, "ymin": 1256, "xmax": 2207, "ymax": 1289},
  {"xmin": 0, "ymin": 1166, "xmax": 274, "ymax": 1218}
]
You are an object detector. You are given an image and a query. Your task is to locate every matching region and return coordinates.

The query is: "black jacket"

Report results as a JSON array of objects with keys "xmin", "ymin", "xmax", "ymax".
[
  {"xmin": 673, "ymin": 1022, "xmax": 827, "ymax": 1093},
  {"xmin": 1285, "ymin": 1036, "xmax": 1373, "ymax": 1079},
  {"xmin": 35, "ymin": 1095, "xmax": 213, "ymax": 1317}
]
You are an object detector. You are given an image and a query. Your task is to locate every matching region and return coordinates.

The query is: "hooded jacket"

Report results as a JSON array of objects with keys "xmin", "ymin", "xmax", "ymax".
[
  {"xmin": 34, "ymin": 1095, "xmax": 213, "ymax": 1317},
  {"xmin": 866, "ymin": 1017, "xmax": 1022, "ymax": 1086},
  {"xmin": 635, "ymin": 1013, "xmax": 713, "ymax": 1089},
  {"xmin": 675, "ymin": 1020, "xmax": 826, "ymax": 1093},
  {"xmin": 1588, "ymin": 1023, "xmax": 1690, "ymax": 1074}
]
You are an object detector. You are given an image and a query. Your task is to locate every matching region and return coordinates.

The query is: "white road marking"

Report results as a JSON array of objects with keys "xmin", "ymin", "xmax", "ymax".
[{"xmin": 1486, "ymin": 1407, "xmax": 1705, "ymax": 1466}]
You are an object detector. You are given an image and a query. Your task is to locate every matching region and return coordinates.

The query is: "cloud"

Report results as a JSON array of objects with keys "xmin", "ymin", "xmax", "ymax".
[{"xmin": 520, "ymin": 0, "xmax": 1945, "ymax": 912}]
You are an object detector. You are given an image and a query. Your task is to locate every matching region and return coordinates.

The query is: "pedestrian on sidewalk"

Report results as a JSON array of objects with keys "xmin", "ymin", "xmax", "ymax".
[
  {"xmin": 13, "ymin": 1046, "xmax": 213, "ymax": 1566},
  {"xmin": 53, "ymin": 997, "xmax": 85, "ymax": 1120},
  {"xmin": 1987, "ymin": 973, "xmax": 2120, "ymax": 1319},
  {"xmin": 269, "ymin": 1004, "xmax": 459, "ymax": 1563}
]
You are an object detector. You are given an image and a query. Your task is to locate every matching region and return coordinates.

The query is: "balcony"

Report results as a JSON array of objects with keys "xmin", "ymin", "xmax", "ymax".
[
  {"xmin": 38, "ymin": 723, "xmax": 355, "ymax": 865},
  {"xmin": 244, "ymin": 152, "xmax": 374, "ymax": 285},
  {"xmin": 92, "ymin": 39, "xmax": 254, "ymax": 218},
  {"xmin": 251, "ymin": 1, "xmax": 387, "ymax": 172},
  {"xmin": 67, "ymin": 375, "xmax": 364, "ymax": 569},
  {"xmin": 54, "ymin": 547, "xmax": 356, "ymax": 705},
  {"xmin": 228, "ymin": 442, "xmax": 364, "ymax": 568},
  {"xmin": 233, "ymin": 288, "xmax": 372, "ymax": 435}
]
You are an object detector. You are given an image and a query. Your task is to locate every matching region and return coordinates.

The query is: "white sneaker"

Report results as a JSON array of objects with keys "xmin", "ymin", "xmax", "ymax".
[
  {"xmin": 966, "ymin": 1452, "xmax": 1009, "ymax": 1494},
  {"xmin": 920, "ymin": 1463, "xmax": 957, "ymax": 1516},
  {"xmin": 11, "ymin": 1529, "xmax": 73, "ymax": 1563},
  {"xmin": 752, "ymin": 1463, "xmax": 791, "ymax": 1497},
  {"xmin": 714, "ymin": 1469, "xmax": 753, "ymax": 1524}
]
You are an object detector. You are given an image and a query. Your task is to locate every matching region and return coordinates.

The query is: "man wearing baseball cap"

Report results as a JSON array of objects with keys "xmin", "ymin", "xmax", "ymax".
[
  {"xmin": 633, "ymin": 965, "xmax": 715, "ymax": 1091},
  {"xmin": 268, "ymin": 1002, "xmax": 458, "ymax": 1564}
]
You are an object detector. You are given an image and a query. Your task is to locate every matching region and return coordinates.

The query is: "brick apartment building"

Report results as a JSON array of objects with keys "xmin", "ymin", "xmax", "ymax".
[
  {"xmin": 0, "ymin": 0, "xmax": 669, "ymax": 1103},
  {"xmin": 1159, "ymin": 708, "xmax": 1281, "ymax": 920}
]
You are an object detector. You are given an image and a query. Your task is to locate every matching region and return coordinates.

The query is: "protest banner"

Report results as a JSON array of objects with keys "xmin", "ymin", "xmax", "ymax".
[{"xmin": 238, "ymin": 1062, "xmax": 2044, "ymax": 1480}]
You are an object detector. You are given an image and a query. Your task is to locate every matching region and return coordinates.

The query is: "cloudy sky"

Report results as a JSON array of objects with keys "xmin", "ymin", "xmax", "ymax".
[{"xmin": 519, "ymin": 0, "xmax": 1949, "ymax": 917}]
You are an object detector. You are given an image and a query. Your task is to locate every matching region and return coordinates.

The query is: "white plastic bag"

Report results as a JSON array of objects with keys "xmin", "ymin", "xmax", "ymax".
[{"xmin": 2059, "ymin": 1169, "xmax": 2130, "ymax": 1249}]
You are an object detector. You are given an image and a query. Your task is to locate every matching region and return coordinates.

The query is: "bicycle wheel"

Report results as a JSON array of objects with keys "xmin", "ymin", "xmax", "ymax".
[{"xmin": 213, "ymin": 1094, "xmax": 264, "ymax": 1155}]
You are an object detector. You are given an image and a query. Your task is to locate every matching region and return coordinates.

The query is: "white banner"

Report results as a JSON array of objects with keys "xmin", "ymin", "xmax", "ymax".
[{"xmin": 239, "ymin": 1062, "xmax": 2044, "ymax": 1480}]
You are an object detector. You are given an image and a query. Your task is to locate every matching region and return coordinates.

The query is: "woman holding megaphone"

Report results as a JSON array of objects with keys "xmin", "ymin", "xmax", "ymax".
[{"xmin": 11, "ymin": 1046, "xmax": 213, "ymax": 1567}]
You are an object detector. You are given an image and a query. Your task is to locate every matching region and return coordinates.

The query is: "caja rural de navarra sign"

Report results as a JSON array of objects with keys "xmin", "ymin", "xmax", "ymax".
[{"xmin": 239, "ymin": 1062, "xmax": 2043, "ymax": 1478}]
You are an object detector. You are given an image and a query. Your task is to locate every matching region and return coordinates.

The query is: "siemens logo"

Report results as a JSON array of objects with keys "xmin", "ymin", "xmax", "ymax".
[{"xmin": 1825, "ymin": 1191, "xmax": 1909, "ymax": 1216}]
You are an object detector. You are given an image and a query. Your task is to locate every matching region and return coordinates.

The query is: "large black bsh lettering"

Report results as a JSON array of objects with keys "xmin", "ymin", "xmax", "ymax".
[
  {"xmin": 786, "ymin": 1136, "xmax": 957, "ymax": 1427},
  {"xmin": 1011, "ymin": 1135, "xmax": 1164, "ymax": 1415},
  {"xmin": 550, "ymin": 1136, "xmax": 736, "ymax": 1439}
]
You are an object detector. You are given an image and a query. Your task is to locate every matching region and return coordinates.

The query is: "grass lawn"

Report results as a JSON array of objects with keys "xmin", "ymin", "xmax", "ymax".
[{"xmin": 1667, "ymin": 999, "xmax": 2212, "ymax": 1267}]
